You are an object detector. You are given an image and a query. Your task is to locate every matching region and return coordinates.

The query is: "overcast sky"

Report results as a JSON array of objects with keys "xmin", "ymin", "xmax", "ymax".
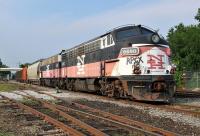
[{"xmin": 0, "ymin": 0, "xmax": 200, "ymax": 67}]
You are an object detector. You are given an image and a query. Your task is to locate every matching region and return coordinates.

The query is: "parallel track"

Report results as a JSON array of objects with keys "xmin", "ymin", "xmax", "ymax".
[
  {"xmin": 0, "ymin": 94, "xmax": 83, "ymax": 136},
  {"xmin": 0, "ymin": 98, "xmax": 67, "ymax": 136},
  {"xmin": 14, "ymin": 92, "xmax": 107, "ymax": 136},
  {"xmin": 11, "ymin": 81, "xmax": 200, "ymax": 118},
  {"xmin": 175, "ymin": 91, "xmax": 200, "ymax": 98},
  {"xmin": 8, "ymin": 82, "xmax": 200, "ymax": 135},
  {"xmin": 25, "ymin": 89, "xmax": 179, "ymax": 136}
]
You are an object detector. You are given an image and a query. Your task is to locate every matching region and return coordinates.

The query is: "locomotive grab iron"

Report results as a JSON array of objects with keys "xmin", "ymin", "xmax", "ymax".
[{"xmin": 16, "ymin": 25, "xmax": 176, "ymax": 102}]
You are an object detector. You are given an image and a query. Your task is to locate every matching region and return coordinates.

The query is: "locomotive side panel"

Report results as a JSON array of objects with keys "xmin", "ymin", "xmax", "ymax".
[
  {"xmin": 40, "ymin": 54, "xmax": 61, "ymax": 87},
  {"xmin": 40, "ymin": 62, "xmax": 61, "ymax": 78}
]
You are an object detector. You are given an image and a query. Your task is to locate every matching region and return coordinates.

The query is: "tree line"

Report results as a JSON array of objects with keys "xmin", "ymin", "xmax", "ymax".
[
  {"xmin": 0, "ymin": 59, "xmax": 11, "ymax": 77},
  {"xmin": 167, "ymin": 8, "xmax": 200, "ymax": 85}
]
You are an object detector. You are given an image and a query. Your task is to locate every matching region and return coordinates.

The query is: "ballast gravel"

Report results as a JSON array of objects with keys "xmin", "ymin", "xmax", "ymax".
[
  {"xmin": 0, "ymin": 92, "xmax": 23, "ymax": 100},
  {"xmin": 42, "ymin": 90, "xmax": 200, "ymax": 127},
  {"xmin": 15, "ymin": 90, "xmax": 55, "ymax": 101},
  {"xmin": 74, "ymin": 99, "xmax": 200, "ymax": 135},
  {"xmin": 41, "ymin": 90, "xmax": 200, "ymax": 135},
  {"xmin": 1, "ymin": 87, "xmax": 200, "ymax": 135},
  {"xmin": 0, "ymin": 90, "xmax": 55, "ymax": 101}
]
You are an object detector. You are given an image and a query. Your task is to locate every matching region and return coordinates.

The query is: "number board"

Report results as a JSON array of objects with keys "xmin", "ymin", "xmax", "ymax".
[{"xmin": 120, "ymin": 47, "xmax": 139, "ymax": 56}]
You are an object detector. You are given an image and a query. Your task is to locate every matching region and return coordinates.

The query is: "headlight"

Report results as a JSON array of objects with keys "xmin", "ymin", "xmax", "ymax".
[{"xmin": 151, "ymin": 34, "xmax": 160, "ymax": 43}]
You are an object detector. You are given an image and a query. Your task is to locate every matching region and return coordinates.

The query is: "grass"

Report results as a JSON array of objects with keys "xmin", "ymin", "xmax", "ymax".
[
  {"xmin": 0, "ymin": 83, "xmax": 19, "ymax": 92},
  {"xmin": 0, "ymin": 132, "xmax": 14, "ymax": 136},
  {"xmin": 22, "ymin": 98, "xmax": 41, "ymax": 106}
]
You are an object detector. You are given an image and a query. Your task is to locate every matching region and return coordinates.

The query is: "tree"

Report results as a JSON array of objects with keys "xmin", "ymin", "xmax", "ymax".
[
  {"xmin": 167, "ymin": 10, "xmax": 200, "ymax": 71},
  {"xmin": 195, "ymin": 8, "xmax": 200, "ymax": 23},
  {"xmin": 0, "ymin": 58, "xmax": 11, "ymax": 78},
  {"xmin": 0, "ymin": 59, "xmax": 2, "ymax": 66},
  {"xmin": 19, "ymin": 63, "xmax": 30, "ymax": 68},
  {"xmin": 167, "ymin": 9, "xmax": 200, "ymax": 86},
  {"xmin": 168, "ymin": 24, "xmax": 200, "ymax": 71}
]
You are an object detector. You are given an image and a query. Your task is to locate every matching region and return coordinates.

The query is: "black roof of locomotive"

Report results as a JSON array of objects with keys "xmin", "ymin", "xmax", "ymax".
[{"xmin": 62, "ymin": 24, "xmax": 166, "ymax": 54}]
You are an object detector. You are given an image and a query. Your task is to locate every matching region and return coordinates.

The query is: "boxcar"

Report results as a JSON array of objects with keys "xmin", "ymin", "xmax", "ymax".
[{"xmin": 15, "ymin": 67, "xmax": 27, "ymax": 82}]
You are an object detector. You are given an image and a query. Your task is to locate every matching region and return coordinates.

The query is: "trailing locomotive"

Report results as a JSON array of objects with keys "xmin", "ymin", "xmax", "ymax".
[{"xmin": 17, "ymin": 25, "xmax": 176, "ymax": 102}]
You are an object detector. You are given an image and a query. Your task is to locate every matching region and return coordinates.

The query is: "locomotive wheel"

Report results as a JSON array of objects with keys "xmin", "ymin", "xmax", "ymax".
[
  {"xmin": 106, "ymin": 82, "xmax": 115, "ymax": 97},
  {"xmin": 113, "ymin": 88, "xmax": 120, "ymax": 98},
  {"xmin": 99, "ymin": 89, "xmax": 106, "ymax": 96},
  {"xmin": 99, "ymin": 80, "xmax": 107, "ymax": 96},
  {"xmin": 67, "ymin": 79, "xmax": 74, "ymax": 91}
]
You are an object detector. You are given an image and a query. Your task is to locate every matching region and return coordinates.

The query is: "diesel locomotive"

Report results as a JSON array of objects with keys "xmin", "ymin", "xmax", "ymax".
[{"xmin": 17, "ymin": 25, "xmax": 176, "ymax": 102}]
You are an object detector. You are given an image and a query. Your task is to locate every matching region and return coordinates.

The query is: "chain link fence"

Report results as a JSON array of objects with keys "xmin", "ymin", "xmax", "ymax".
[{"xmin": 182, "ymin": 71, "xmax": 200, "ymax": 90}]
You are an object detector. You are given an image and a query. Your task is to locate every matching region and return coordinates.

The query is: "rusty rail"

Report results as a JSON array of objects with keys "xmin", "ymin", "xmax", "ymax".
[
  {"xmin": 29, "ymin": 90, "xmax": 179, "ymax": 136},
  {"xmin": 16, "ymin": 91, "xmax": 107, "ymax": 136},
  {"xmin": 163, "ymin": 104, "xmax": 200, "ymax": 117},
  {"xmin": 71, "ymin": 102, "xmax": 178, "ymax": 136},
  {"xmin": 0, "ymin": 94, "xmax": 84, "ymax": 136},
  {"xmin": 175, "ymin": 91, "xmax": 200, "ymax": 97}
]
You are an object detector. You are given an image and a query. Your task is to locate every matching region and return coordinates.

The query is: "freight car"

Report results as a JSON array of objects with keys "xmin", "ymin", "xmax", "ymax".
[
  {"xmin": 17, "ymin": 24, "xmax": 176, "ymax": 102},
  {"xmin": 27, "ymin": 60, "xmax": 42, "ymax": 84},
  {"xmin": 15, "ymin": 67, "xmax": 27, "ymax": 82}
]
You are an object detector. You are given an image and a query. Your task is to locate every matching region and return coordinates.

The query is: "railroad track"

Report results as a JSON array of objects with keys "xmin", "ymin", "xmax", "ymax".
[
  {"xmin": 0, "ymin": 93, "xmax": 106, "ymax": 136},
  {"xmin": 175, "ymin": 91, "xmax": 200, "ymax": 98},
  {"xmin": 165, "ymin": 104, "xmax": 200, "ymax": 116},
  {"xmin": 18, "ymin": 89, "xmax": 179, "ymax": 136},
  {"xmin": 0, "ymin": 95, "xmax": 70, "ymax": 136},
  {"xmin": 120, "ymin": 100, "xmax": 200, "ymax": 118},
  {"xmin": 8, "ymin": 82, "xmax": 200, "ymax": 135},
  {"xmin": 10, "ymin": 81, "xmax": 200, "ymax": 118}
]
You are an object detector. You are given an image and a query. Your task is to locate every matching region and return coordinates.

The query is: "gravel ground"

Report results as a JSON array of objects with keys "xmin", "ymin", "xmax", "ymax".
[
  {"xmin": 1, "ymin": 84, "xmax": 200, "ymax": 135},
  {"xmin": 0, "ymin": 90, "xmax": 67, "ymax": 136},
  {"xmin": 0, "ymin": 99, "xmax": 59, "ymax": 136},
  {"xmin": 15, "ymin": 90, "xmax": 55, "ymax": 101},
  {"xmin": 74, "ymin": 99, "xmax": 200, "ymax": 135},
  {"xmin": 38, "ymin": 90, "xmax": 200, "ymax": 135},
  {"xmin": 41, "ymin": 90, "xmax": 200, "ymax": 126},
  {"xmin": 0, "ymin": 91, "xmax": 24, "ymax": 100}
]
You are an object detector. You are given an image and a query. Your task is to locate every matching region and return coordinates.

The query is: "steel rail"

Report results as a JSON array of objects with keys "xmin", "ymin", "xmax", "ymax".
[
  {"xmin": 31, "ymin": 90, "xmax": 179, "ymax": 136},
  {"xmin": 72, "ymin": 102, "xmax": 178, "ymax": 136},
  {"xmin": 174, "ymin": 104, "xmax": 200, "ymax": 109},
  {"xmin": 55, "ymin": 103, "xmax": 163, "ymax": 136},
  {"xmin": 163, "ymin": 104, "xmax": 200, "ymax": 117},
  {"xmin": 0, "ymin": 94, "xmax": 84, "ymax": 136},
  {"xmin": 16, "ymin": 91, "xmax": 107, "ymax": 136},
  {"xmin": 175, "ymin": 91, "xmax": 200, "ymax": 97},
  {"xmin": 18, "ymin": 91, "xmax": 161, "ymax": 136}
]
